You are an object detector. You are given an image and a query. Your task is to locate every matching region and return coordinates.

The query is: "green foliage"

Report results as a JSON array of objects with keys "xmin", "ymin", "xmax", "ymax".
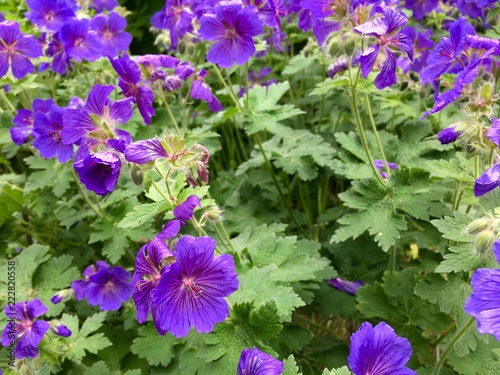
[
  {"xmin": 130, "ymin": 325, "xmax": 176, "ymax": 367},
  {"xmin": 322, "ymin": 367, "xmax": 353, "ymax": 375},
  {"xmin": 62, "ymin": 312, "xmax": 112, "ymax": 363}
]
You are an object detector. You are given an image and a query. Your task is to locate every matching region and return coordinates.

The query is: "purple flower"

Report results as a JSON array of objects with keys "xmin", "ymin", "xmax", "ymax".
[
  {"xmin": 47, "ymin": 32, "xmax": 71, "ymax": 74},
  {"xmin": 465, "ymin": 241, "xmax": 500, "ymax": 340},
  {"xmin": 74, "ymin": 151, "xmax": 122, "ymax": 195},
  {"xmin": 328, "ymin": 277, "xmax": 364, "ymax": 295},
  {"xmin": 237, "ymin": 347, "xmax": 284, "ymax": 375},
  {"xmin": 174, "ymin": 195, "xmax": 202, "ymax": 221},
  {"xmin": 397, "ymin": 27, "xmax": 434, "ymax": 74},
  {"xmin": 152, "ymin": 235, "xmax": 239, "ymax": 338},
  {"xmin": 487, "ymin": 118, "xmax": 500, "ymax": 148},
  {"xmin": 354, "ymin": 6, "xmax": 413, "ymax": 90},
  {"xmin": 51, "ymin": 292, "xmax": 64, "ymax": 304},
  {"xmin": 72, "ymin": 261, "xmax": 110, "ymax": 300},
  {"xmin": 348, "ymin": 322, "xmax": 415, "ymax": 375},
  {"xmin": 135, "ymin": 54, "xmax": 180, "ymax": 71},
  {"xmin": 60, "ymin": 18, "xmax": 103, "ymax": 62},
  {"xmin": 125, "ymin": 138, "xmax": 169, "ymax": 164},
  {"xmin": 62, "ymin": 84, "xmax": 133, "ymax": 145},
  {"xmin": 90, "ymin": 0, "xmax": 118, "ymax": 13},
  {"xmin": 373, "ymin": 159, "xmax": 397, "ymax": 178},
  {"xmin": 1, "ymin": 299, "xmax": 50, "ymax": 359},
  {"xmin": 86, "ymin": 266, "xmax": 132, "ymax": 310},
  {"xmin": 33, "ymin": 105, "xmax": 74, "ymax": 163},
  {"xmin": 151, "ymin": 0, "xmax": 194, "ymax": 49},
  {"xmin": 438, "ymin": 126, "xmax": 462, "ymax": 144},
  {"xmin": 190, "ymin": 70, "xmax": 223, "ymax": 112},
  {"xmin": 404, "ymin": 0, "xmax": 438, "ymax": 21},
  {"xmin": 110, "ymin": 54, "xmax": 156, "ymax": 125},
  {"xmin": 10, "ymin": 98, "xmax": 54, "ymax": 146},
  {"xmin": 421, "ymin": 52, "xmax": 488, "ymax": 119},
  {"xmin": 52, "ymin": 323, "xmax": 72, "ymax": 337},
  {"xmin": 131, "ymin": 238, "xmax": 174, "ymax": 333},
  {"xmin": 90, "ymin": 12, "xmax": 132, "ymax": 58},
  {"xmin": 198, "ymin": 1, "xmax": 264, "ymax": 68},
  {"xmin": 474, "ymin": 164, "xmax": 500, "ymax": 197},
  {"xmin": 420, "ymin": 17, "xmax": 475, "ymax": 85},
  {"xmin": 175, "ymin": 60, "xmax": 196, "ymax": 79},
  {"xmin": 0, "ymin": 21, "xmax": 43, "ymax": 79},
  {"xmin": 25, "ymin": 0, "xmax": 75, "ymax": 32}
]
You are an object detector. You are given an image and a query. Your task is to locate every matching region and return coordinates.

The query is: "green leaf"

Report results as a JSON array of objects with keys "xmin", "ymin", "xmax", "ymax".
[
  {"xmin": 118, "ymin": 202, "xmax": 167, "ymax": 229},
  {"xmin": 199, "ymin": 302, "xmax": 282, "ymax": 373},
  {"xmin": 283, "ymin": 53, "xmax": 316, "ymax": 75},
  {"xmin": 309, "ymin": 77, "xmax": 350, "ymax": 96},
  {"xmin": 24, "ymin": 155, "xmax": 72, "ymax": 197},
  {"xmin": 63, "ymin": 312, "xmax": 112, "ymax": 363},
  {"xmin": 130, "ymin": 325, "xmax": 176, "ymax": 367},
  {"xmin": 82, "ymin": 361, "xmax": 110, "ymax": 375},
  {"xmin": 448, "ymin": 336, "xmax": 500, "ymax": 374},
  {"xmin": 426, "ymin": 158, "xmax": 475, "ymax": 182},
  {"xmin": 414, "ymin": 274, "xmax": 472, "ymax": 314},
  {"xmin": 322, "ymin": 367, "xmax": 353, "ymax": 375},
  {"xmin": 282, "ymin": 354, "xmax": 302, "ymax": 375},
  {"xmin": 431, "ymin": 213, "xmax": 475, "ymax": 243},
  {"xmin": 229, "ymin": 266, "xmax": 305, "ymax": 321},
  {"xmin": 0, "ymin": 184, "xmax": 23, "ymax": 227},
  {"xmin": 435, "ymin": 243, "xmax": 479, "ymax": 273}
]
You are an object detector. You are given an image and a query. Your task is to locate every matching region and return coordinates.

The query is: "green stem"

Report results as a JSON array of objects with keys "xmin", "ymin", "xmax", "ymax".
[
  {"xmin": 161, "ymin": 95, "xmax": 182, "ymax": 136},
  {"xmin": 433, "ymin": 317, "xmax": 475, "ymax": 375},
  {"xmin": 0, "ymin": 90, "xmax": 15, "ymax": 111},
  {"xmin": 294, "ymin": 315, "xmax": 338, "ymax": 336},
  {"xmin": 213, "ymin": 223, "xmax": 231, "ymax": 251},
  {"xmin": 452, "ymin": 181, "xmax": 463, "ymax": 211},
  {"xmin": 217, "ymin": 222, "xmax": 237, "ymax": 253},
  {"xmin": 365, "ymin": 93, "xmax": 391, "ymax": 177},
  {"xmin": 212, "ymin": 65, "xmax": 243, "ymax": 111},
  {"xmin": 71, "ymin": 170, "xmax": 104, "ymax": 219},
  {"xmin": 474, "ymin": 154, "xmax": 479, "ymax": 180},
  {"xmin": 390, "ymin": 244, "xmax": 397, "ymax": 274},
  {"xmin": 245, "ymin": 62, "xmax": 250, "ymax": 110},
  {"xmin": 151, "ymin": 179, "xmax": 171, "ymax": 202},
  {"xmin": 154, "ymin": 165, "xmax": 173, "ymax": 199},
  {"xmin": 347, "ymin": 64, "xmax": 386, "ymax": 186},
  {"xmin": 254, "ymin": 135, "xmax": 310, "ymax": 239},
  {"xmin": 91, "ymin": 193, "xmax": 106, "ymax": 217}
]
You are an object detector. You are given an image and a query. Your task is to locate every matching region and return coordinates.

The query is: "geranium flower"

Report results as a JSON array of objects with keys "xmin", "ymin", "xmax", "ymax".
[
  {"xmin": 90, "ymin": 12, "xmax": 132, "ymax": 58},
  {"xmin": 348, "ymin": 321, "xmax": 415, "ymax": 375},
  {"xmin": 152, "ymin": 235, "xmax": 239, "ymax": 338},
  {"xmin": 62, "ymin": 84, "xmax": 133, "ymax": 145},
  {"xmin": 33, "ymin": 104, "xmax": 74, "ymax": 163},
  {"xmin": 237, "ymin": 347, "xmax": 284, "ymax": 375},
  {"xmin": 131, "ymin": 237, "xmax": 174, "ymax": 333},
  {"xmin": 1, "ymin": 299, "xmax": 50, "ymax": 359},
  {"xmin": 25, "ymin": 0, "xmax": 75, "ymax": 33},
  {"xmin": 328, "ymin": 277, "xmax": 364, "ymax": 295},
  {"xmin": 438, "ymin": 126, "xmax": 462, "ymax": 145},
  {"xmin": 354, "ymin": 6, "xmax": 413, "ymax": 89},
  {"xmin": 10, "ymin": 98, "xmax": 54, "ymax": 146},
  {"xmin": 404, "ymin": 0, "xmax": 438, "ymax": 21},
  {"xmin": 74, "ymin": 149, "xmax": 122, "ymax": 195},
  {"xmin": 151, "ymin": 0, "xmax": 194, "ymax": 49},
  {"xmin": 465, "ymin": 241, "xmax": 500, "ymax": 340},
  {"xmin": 86, "ymin": 265, "xmax": 132, "ymax": 310},
  {"xmin": 198, "ymin": 1, "xmax": 264, "ymax": 68},
  {"xmin": 59, "ymin": 18, "xmax": 103, "ymax": 62},
  {"xmin": 110, "ymin": 54, "xmax": 156, "ymax": 125},
  {"xmin": 47, "ymin": 32, "xmax": 71, "ymax": 74},
  {"xmin": 174, "ymin": 195, "xmax": 201, "ymax": 221},
  {"xmin": 0, "ymin": 21, "xmax": 43, "ymax": 79},
  {"xmin": 71, "ymin": 261, "xmax": 110, "ymax": 300},
  {"xmin": 486, "ymin": 118, "xmax": 500, "ymax": 148},
  {"xmin": 125, "ymin": 138, "xmax": 169, "ymax": 164},
  {"xmin": 474, "ymin": 164, "xmax": 500, "ymax": 197},
  {"xmin": 190, "ymin": 69, "xmax": 223, "ymax": 112}
]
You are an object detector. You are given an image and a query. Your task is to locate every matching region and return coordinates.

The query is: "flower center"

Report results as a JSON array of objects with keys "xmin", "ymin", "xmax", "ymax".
[
  {"xmin": 75, "ymin": 38, "xmax": 84, "ymax": 47},
  {"xmin": 105, "ymin": 281, "xmax": 114, "ymax": 291},
  {"xmin": 45, "ymin": 11, "xmax": 55, "ymax": 22},
  {"xmin": 224, "ymin": 27, "xmax": 237, "ymax": 40},
  {"xmin": 182, "ymin": 277, "xmax": 202, "ymax": 297}
]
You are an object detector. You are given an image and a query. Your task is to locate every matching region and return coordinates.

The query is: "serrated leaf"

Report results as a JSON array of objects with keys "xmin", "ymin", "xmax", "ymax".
[
  {"xmin": 310, "ymin": 77, "xmax": 350, "ymax": 96},
  {"xmin": 448, "ymin": 336, "xmax": 500, "ymax": 374},
  {"xmin": 118, "ymin": 202, "xmax": 166, "ymax": 229},
  {"xmin": 414, "ymin": 274, "xmax": 472, "ymax": 314},
  {"xmin": 82, "ymin": 361, "xmax": 109, "ymax": 375},
  {"xmin": 282, "ymin": 354, "xmax": 302, "ymax": 375},
  {"xmin": 322, "ymin": 367, "xmax": 353, "ymax": 375},
  {"xmin": 283, "ymin": 53, "xmax": 315, "ymax": 75},
  {"xmin": 130, "ymin": 325, "xmax": 176, "ymax": 367},
  {"xmin": 426, "ymin": 158, "xmax": 475, "ymax": 182},
  {"xmin": 435, "ymin": 243, "xmax": 479, "ymax": 273},
  {"xmin": 431, "ymin": 213, "xmax": 475, "ymax": 243}
]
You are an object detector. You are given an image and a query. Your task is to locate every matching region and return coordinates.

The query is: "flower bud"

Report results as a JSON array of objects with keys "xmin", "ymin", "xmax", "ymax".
[
  {"xmin": 474, "ymin": 229, "xmax": 496, "ymax": 255},
  {"xmin": 466, "ymin": 218, "xmax": 491, "ymax": 234},
  {"xmin": 131, "ymin": 165, "xmax": 144, "ymax": 186},
  {"xmin": 327, "ymin": 36, "xmax": 342, "ymax": 57},
  {"xmin": 343, "ymin": 37, "xmax": 356, "ymax": 56}
]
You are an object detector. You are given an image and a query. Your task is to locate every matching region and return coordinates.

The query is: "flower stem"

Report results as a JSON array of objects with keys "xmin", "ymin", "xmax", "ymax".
[
  {"xmin": 212, "ymin": 64, "xmax": 244, "ymax": 112},
  {"xmin": 365, "ymin": 93, "xmax": 391, "ymax": 177},
  {"xmin": 71, "ymin": 170, "xmax": 104, "ymax": 219},
  {"xmin": 161, "ymin": 94, "xmax": 183, "ymax": 137},
  {"xmin": 347, "ymin": 64, "xmax": 386, "ymax": 186},
  {"xmin": 0, "ymin": 90, "xmax": 15, "ymax": 111},
  {"xmin": 217, "ymin": 221, "xmax": 237, "ymax": 253},
  {"xmin": 433, "ymin": 317, "xmax": 475, "ymax": 375},
  {"xmin": 245, "ymin": 62, "xmax": 250, "ymax": 110},
  {"xmin": 254, "ymin": 134, "xmax": 310, "ymax": 239}
]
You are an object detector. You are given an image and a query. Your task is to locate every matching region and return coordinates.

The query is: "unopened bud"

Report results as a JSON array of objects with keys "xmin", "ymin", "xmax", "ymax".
[
  {"xmin": 202, "ymin": 206, "xmax": 224, "ymax": 223},
  {"xmin": 327, "ymin": 36, "xmax": 342, "ymax": 57},
  {"xmin": 480, "ymin": 83, "xmax": 493, "ymax": 100},
  {"xmin": 197, "ymin": 162, "xmax": 209, "ymax": 184},
  {"xmin": 343, "ymin": 38, "xmax": 356, "ymax": 56},
  {"xmin": 466, "ymin": 218, "xmax": 491, "ymax": 234},
  {"xmin": 474, "ymin": 230, "xmax": 496, "ymax": 255},
  {"xmin": 131, "ymin": 165, "xmax": 144, "ymax": 186}
]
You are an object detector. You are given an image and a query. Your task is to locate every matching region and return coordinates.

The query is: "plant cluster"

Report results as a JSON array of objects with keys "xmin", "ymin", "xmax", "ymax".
[{"xmin": 1, "ymin": 0, "xmax": 500, "ymax": 374}]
